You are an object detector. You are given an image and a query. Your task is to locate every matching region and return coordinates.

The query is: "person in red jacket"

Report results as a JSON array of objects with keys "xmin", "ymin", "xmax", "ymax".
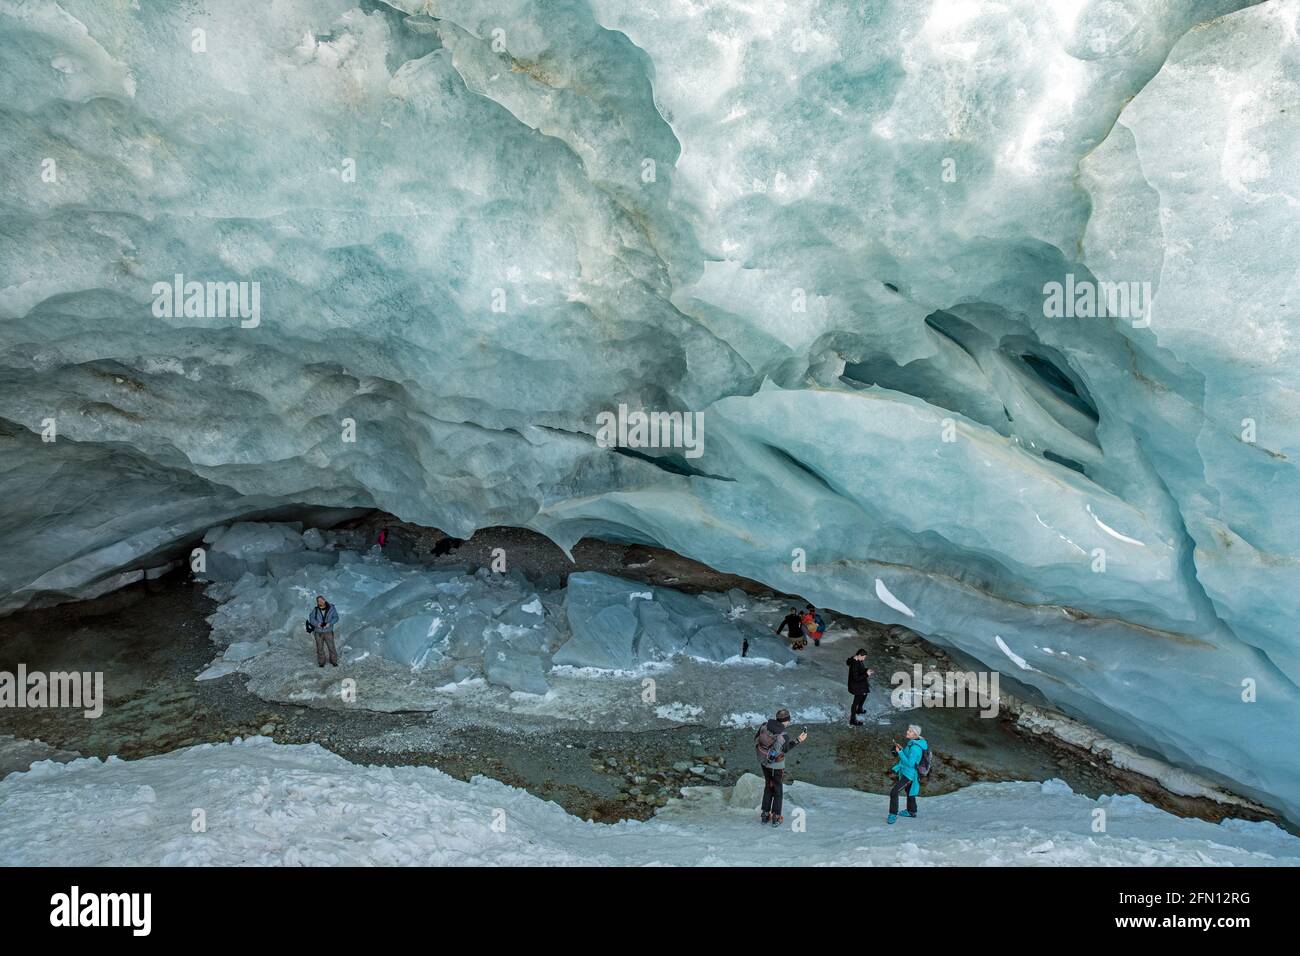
[{"xmin": 801, "ymin": 604, "xmax": 826, "ymax": 646}]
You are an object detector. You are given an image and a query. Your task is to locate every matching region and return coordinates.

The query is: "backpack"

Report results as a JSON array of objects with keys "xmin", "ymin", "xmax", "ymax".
[
  {"xmin": 917, "ymin": 746, "xmax": 932, "ymax": 776},
  {"xmin": 813, "ymin": 612, "xmax": 825, "ymax": 633},
  {"xmin": 755, "ymin": 725, "xmax": 787, "ymax": 766}
]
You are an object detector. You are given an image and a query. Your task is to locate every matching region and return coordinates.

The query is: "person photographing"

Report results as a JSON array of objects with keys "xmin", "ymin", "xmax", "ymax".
[
  {"xmin": 887, "ymin": 724, "xmax": 929, "ymax": 824},
  {"xmin": 755, "ymin": 708, "xmax": 808, "ymax": 827}
]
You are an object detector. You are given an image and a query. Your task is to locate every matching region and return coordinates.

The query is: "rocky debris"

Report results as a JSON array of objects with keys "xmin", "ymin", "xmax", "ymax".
[
  {"xmin": 589, "ymin": 742, "xmax": 733, "ymax": 817},
  {"xmin": 0, "ymin": 735, "xmax": 81, "ymax": 778},
  {"xmin": 887, "ymin": 624, "xmax": 921, "ymax": 644}
]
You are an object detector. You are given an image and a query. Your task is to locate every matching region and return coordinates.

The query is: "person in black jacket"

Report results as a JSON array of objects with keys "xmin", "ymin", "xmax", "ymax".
[
  {"xmin": 775, "ymin": 607, "xmax": 802, "ymax": 643},
  {"xmin": 846, "ymin": 649, "xmax": 874, "ymax": 726}
]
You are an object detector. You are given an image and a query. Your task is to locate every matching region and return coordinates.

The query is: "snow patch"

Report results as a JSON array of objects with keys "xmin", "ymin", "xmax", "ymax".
[
  {"xmin": 655, "ymin": 702, "xmax": 704, "ymax": 723},
  {"xmin": 2, "ymin": 739, "xmax": 1296, "ymax": 866},
  {"xmin": 875, "ymin": 577, "xmax": 916, "ymax": 617},
  {"xmin": 994, "ymin": 634, "xmax": 1038, "ymax": 672}
]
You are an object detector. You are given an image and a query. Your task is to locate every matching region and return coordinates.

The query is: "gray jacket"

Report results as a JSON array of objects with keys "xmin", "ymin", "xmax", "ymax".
[
  {"xmin": 756, "ymin": 719, "xmax": 800, "ymax": 770},
  {"xmin": 308, "ymin": 603, "xmax": 339, "ymax": 632}
]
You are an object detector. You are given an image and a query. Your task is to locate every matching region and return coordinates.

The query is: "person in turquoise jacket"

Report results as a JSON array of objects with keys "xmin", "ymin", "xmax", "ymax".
[{"xmin": 887, "ymin": 724, "xmax": 928, "ymax": 823}]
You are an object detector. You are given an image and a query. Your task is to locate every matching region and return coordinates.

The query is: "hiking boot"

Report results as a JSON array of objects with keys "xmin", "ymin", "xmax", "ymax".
[
  {"xmin": 771, "ymin": 815, "xmax": 783, "ymax": 828},
  {"xmin": 849, "ymin": 718, "xmax": 863, "ymax": 726},
  {"xmin": 760, "ymin": 812, "xmax": 770, "ymax": 824},
  {"xmin": 886, "ymin": 814, "xmax": 898, "ymax": 824},
  {"xmin": 898, "ymin": 810, "xmax": 916, "ymax": 819}
]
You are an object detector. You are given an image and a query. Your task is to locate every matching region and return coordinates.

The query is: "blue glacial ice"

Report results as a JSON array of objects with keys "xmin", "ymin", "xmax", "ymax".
[
  {"xmin": 205, "ymin": 533, "xmax": 797, "ymax": 680},
  {"xmin": 0, "ymin": 0, "xmax": 1297, "ymax": 820}
]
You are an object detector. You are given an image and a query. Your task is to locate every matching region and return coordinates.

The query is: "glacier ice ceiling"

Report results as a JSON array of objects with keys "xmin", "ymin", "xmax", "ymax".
[{"xmin": 0, "ymin": 0, "xmax": 1298, "ymax": 819}]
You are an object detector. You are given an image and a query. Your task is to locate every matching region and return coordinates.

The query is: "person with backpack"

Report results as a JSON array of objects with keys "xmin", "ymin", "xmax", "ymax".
[
  {"xmin": 755, "ymin": 708, "xmax": 808, "ymax": 827},
  {"xmin": 802, "ymin": 604, "xmax": 826, "ymax": 646},
  {"xmin": 845, "ymin": 649, "xmax": 874, "ymax": 726},
  {"xmin": 305, "ymin": 594, "xmax": 340, "ymax": 668},
  {"xmin": 887, "ymin": 724, "xmax": 929, "ymax": 823}
]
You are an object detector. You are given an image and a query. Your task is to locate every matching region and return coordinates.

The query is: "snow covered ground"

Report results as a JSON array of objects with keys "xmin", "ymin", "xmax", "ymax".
[{"xmin": 1, "ymin": 737, "xmax": 1295, "ymax": 866}]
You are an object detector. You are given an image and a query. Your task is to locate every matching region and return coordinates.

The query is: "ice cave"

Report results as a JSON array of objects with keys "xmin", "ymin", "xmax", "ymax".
[{"xmin": 1, "ymin": 0, "xmax": 1299, "ymax": 877}]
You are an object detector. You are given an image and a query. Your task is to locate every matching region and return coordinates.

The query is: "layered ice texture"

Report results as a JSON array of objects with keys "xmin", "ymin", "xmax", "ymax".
[{"xmin": 1, "ymin": 1, "xmax": 1298, "ymax": 818}]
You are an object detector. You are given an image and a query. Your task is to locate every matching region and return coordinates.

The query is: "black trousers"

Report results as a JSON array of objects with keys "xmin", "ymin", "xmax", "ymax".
[
  {"xmin": 761, "ymin": 766, "xmax": 785, "ymax": 816},
  {"xmin": 850, "ymin": 692, "xmax": 868, "ymax": 718},
  {"xmin": 889, "ymin": 775, "xmax": 918, "ymax": 815}
]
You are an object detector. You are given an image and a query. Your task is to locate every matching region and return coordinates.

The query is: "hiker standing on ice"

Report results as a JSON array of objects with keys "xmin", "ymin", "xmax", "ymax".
[
  {"xmin": 755, "ymin": 708, "xmax": 807, "ymax": 827},
  {"xmin": 306, "ymin": 594, "xmax": 340, "ymax": 668},
  {"xmin": 887, "ymin": 724, "xmax": 929, "ymax": 824},
  {"xmin": 776, "ymin": 607, "xmax": 805, "ymax": 650},
  {"xmin": 845, "ymin": 649, "xmax": 874, "ymax": 726}
]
